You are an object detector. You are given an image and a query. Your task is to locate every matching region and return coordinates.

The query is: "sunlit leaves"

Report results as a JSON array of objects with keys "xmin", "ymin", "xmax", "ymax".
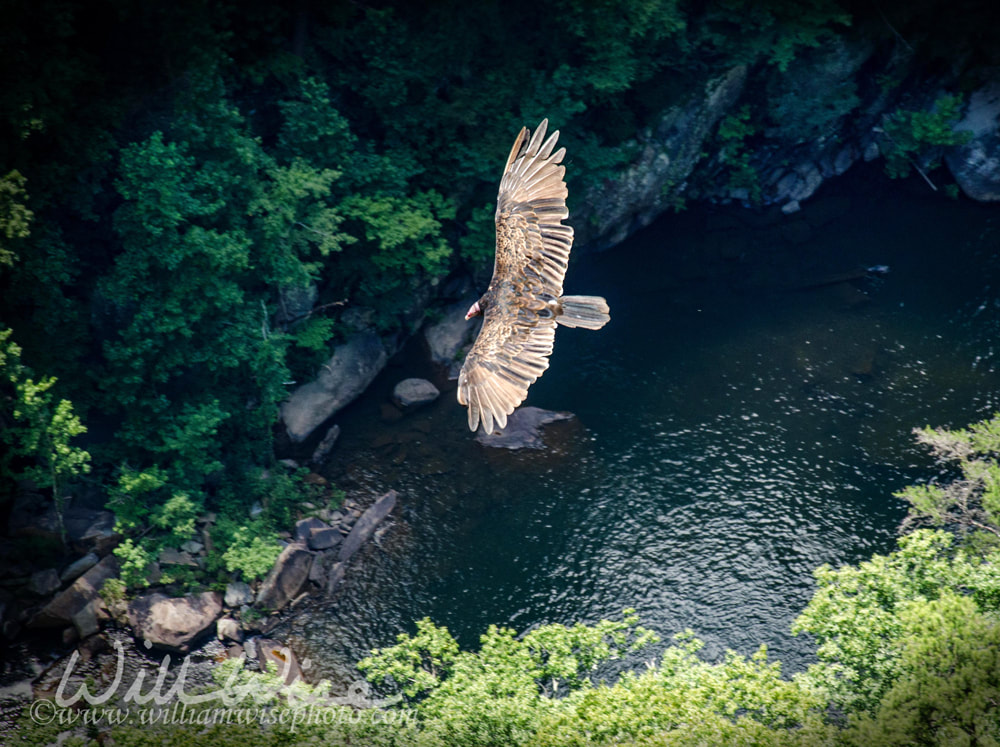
[
  {"xmin": 0, "ymin": 328, "xmax": 90, "ymax": 517},
  {"xmin": 0, "ymin": 170, "xmax": 32, "ymax": 269},
  {"xmin": 793, "ymin": 528, "xmax": 1000, "ymax": 715}
]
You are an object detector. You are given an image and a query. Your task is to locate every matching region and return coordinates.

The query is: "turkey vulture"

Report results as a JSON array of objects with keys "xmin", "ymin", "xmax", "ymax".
[{"xmin": 458, "ymin": 119, "xmax": 610, "ymax": 435}]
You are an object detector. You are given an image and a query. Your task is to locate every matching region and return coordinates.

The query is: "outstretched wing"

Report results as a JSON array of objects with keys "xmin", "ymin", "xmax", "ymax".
[{"xmin": 457, "ymin": 119, "xmax": 574, "ymax": 434}]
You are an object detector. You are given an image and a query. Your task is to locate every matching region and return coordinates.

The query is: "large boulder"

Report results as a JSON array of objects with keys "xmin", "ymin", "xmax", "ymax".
[
  {"xmin": 423, "ymin": 296, "xmax": 481, "ymax": 366},
  {"xmin": 29, "ymin": 554, "xmax": 119, "ymax": 629},
  {"xmin": 255, "ymin": 542, "xmax": 313, "ymax": 612},
  {"xmin": 280, "ymin": 332, "xmax": 388, "ymax": 442},
  {"xmin": 476, "ymin": 407, "xmax": 575, "ymax": 450},
  {"xmin": 128, "ymin": 591, "xmax": 223, "ymax": 653},
  {"xmin": 947, "ymin": 82, "xmax": 1000, "ymax": 202},
  {"xmin": 339, "ymin": 490, "xmax": 397, "ymax": 563}
]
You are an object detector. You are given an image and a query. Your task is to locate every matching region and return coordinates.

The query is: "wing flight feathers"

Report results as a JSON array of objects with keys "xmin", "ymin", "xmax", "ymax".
[{"xmin": 458, "ymin": 120, "xmax": 603, "ymax": 435}]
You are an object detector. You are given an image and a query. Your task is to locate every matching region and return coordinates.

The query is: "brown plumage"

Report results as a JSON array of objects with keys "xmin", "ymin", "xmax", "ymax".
[{"xmin": 457, "ymin": 119, "xmax": 610, "ymax": 435}]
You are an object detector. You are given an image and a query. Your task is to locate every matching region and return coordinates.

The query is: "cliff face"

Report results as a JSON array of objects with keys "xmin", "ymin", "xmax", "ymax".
[{"xmin": 573, "ymin": 34, "xmax": 1000, "ymax": 249}]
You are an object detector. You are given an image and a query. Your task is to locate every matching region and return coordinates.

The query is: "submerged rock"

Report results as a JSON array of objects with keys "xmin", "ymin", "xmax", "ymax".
[
  {"xmin": 310, "ymin": 423, "xmax": 341, "ymax": 465},
  {"xmin": 338, "ymin": 490, "xmax": 397, "ymax": 563},
  {"xmin": 476, "ymin": 407, "xmax": 575, "ymax": 450}
]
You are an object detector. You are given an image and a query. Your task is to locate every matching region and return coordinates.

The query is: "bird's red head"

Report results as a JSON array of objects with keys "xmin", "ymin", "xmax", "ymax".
[{"xmin": 465, "ymin": 300, "xmax": 482, "ymax": 320}]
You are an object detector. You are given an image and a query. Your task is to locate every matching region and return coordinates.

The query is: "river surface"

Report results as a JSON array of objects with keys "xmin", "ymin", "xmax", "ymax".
[{"xmin": 280, "ymin": 166, "xmax": 1000, "ymax": 688}]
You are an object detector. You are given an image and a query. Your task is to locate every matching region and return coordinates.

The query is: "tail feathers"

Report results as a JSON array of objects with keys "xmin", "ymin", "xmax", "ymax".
[{"xmin": 556, "ymin": 295, "xmax": 610, "ymax": 330}]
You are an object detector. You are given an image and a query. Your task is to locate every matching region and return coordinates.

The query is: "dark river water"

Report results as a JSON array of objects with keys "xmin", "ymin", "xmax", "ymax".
[{"xmin": 280, "ymin": 166, "xmax": 1000, "ymax": 688}]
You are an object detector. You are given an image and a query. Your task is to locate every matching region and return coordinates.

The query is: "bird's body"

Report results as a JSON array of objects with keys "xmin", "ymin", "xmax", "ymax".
[{"xmin": 457, "ymin": 120, "xmax": 610, "ymax": 434}]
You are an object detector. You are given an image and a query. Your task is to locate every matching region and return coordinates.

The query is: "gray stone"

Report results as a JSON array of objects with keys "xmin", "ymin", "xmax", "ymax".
[
  {"xmin": 863, "ymin": 140, "xmax": 880, "ymax": 162},
  {"xmin": 833, "ymin": 145, "xmax": 856, "ymax": 175},
  {"xmin": 423, "ymin": 297, "xmax": 481, "ymax": 366},
  {"xmin": 325, "ymin": 561, "xmax": 346, "ymax": 596},
  {"xmin": 339, "ymin": 491, "xmax": 397, "ymax": 563},
  {"xmin": 255, "ymin": 638, "xmax": 304, "ymax": 685},
  {"xmin": 392, "ymin": 378, "xmax": 440, "ymax": 408},
  {"xmin": 29, "ymin": 569, "xmax": 61, "ymax": 597},
  {"xmin": 64, "ymin": 509, "xmax": 120, "ymax": 555},
  {"xmin": 308, "ymin": 553, "xmax": 328, "ymax": 586},
  {"xmin": 72, "ymin": 602, "xmax": 100, "ymax": 639},
  {"xmin": 310, "ymin": 424, "xmax": 341, "ymax": 465},
  {"xmin": 225, "ymin": 581, "xmax": 254, "ymax": 608},
  {"xmin": 30, "ymin": 555, "xmax": 119, "ymax": 629},
  {"xmin": 781, "ymin": 199, "xmax": 801, "ymax": 215},
  {"xmin": 307, "ymin": 527, "xmax": 343, "ymax": 551},
  {"xmin": 181, "ymin": 540, "xmax": 204, "ymax": 555},
  {"xmin": 280, "ymin": 332, "xmax": 389, "ymax": 442},
  {"xmin": 294, "ymin": 516, "xmax": 327, "ymax": 542},
  {"xmin": 60, "ymin": 552, "xmax": 99, "ymax": 584},
  {"xmin": 476, "ymin": 407, "xmax": 575, "ymax": 450},
  {"xmin": 158, "ymin": 547, "xmax": 198, "ymax": 567},
  {"xmin": 128, "ymin": 591, "xmax": 223, "ymax": 653},
  {"xmin": 255, "ymin": 543, "xmax": 313, "ymax": 612},
  {"xmin": 789, "ymin": 163, "xmax": 824, "ymax": 203},
  {"xmin": 216, "ymin": 617, "xmax": 243, "ymax": 643},
  {"xmin": 947, "ymin": 82, "xmax": 1000, "ymax": 202},
  {"xmin": 276, "ymin": 282, "xmax": 317, "ymax": 325}
]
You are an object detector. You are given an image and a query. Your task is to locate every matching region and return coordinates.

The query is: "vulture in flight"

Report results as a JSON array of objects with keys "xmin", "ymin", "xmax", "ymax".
[{"xmin": 458, "ymin": 119, "xmax": 610, "ymax": 434}]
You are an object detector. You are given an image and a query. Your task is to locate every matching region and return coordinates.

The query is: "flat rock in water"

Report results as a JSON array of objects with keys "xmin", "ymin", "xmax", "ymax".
[
  {"xmin": 255, "ymin": 542, "xmax": 313, "ymax": 612},
  {"xmin": 338, "ymin": 490, "xmax": 397, "ymax": 563},
  {"xmin": 392, "ymin": 378, "xmax": 440, "ymax": 408},
  {"xmin": 128, "ymin": 591, "xmax": 222, "ymax": 653},
  {"xmin": 476, "ymin": 407, "xmax": 575, "ymax": 450},
  {"xmin": 311, "ymin": 423, "xmax": 341, "ymax": 464}
]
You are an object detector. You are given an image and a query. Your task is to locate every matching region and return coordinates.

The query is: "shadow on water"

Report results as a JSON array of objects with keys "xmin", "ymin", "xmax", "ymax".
[{"xmin": 281, "ymin": 165, "xmax": 1000, "ymax": 689}]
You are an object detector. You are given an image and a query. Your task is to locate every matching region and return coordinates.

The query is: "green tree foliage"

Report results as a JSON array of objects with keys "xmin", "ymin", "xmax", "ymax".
[
  {"xmin": 717, "ymin": 105, "xmax": 762, "ymax": 202},
  {"xmin": 897, "ymin": 413, "xmax": 1000, "ymax": 543},
  {"xmin": 0, "ymin": 328, "xmax": 90, "ymax": 532},
  {"xmin": 358, "ymin": 612, "xmax": 838, "ymax": 746},
  {"xmin": 845, "ymin": 592, "xmax": 1000, "ymax": 746},
  {"xmin": 793, "ymin": 528, "xmax": 1000, "ymax": 716},
  {"xmin": 879, "ymin": 94, "xmax": 972, "ymax": 180},
  {"xmin": 0, "ymin": 170, "xmax": 32, "ymax": 269}
]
